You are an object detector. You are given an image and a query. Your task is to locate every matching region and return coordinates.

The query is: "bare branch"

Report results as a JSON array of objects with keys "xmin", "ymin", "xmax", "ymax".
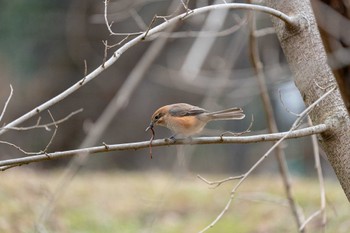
[
  {"xmin": 104, "ymin": 0, "xmax": 143, "ymax": 36},
  {"xmin": 141, "ymin": 15, "xmax": 157, "ymax": 40},
  {"xmin": 178, "ymin": 3, "xmax": 298, "ymax": 26},
  {"xmin": 0, "ymin": 123, "xmax": 329, "ymax": 170},
  {"xmin": 0, "ymin": 140, "xmax": 38, "ymax": 155},
  {"xmin": 299, "ymin": 210, "xmax": 322, "ymax": 231},
  {"xmin": 42, "ymin": 110, "xmax": 58, "ymax": 153},
  {"xmin": 155, "ymin": 15, "xmax": 247, "ymax": 39},
  {"xmin": 199, "ymin": 86, "xmax": 336, "ymax": 233},
  {"xmin": 254, "ymin": 27, "xmax": 275, "ymax": 37},
  {"xmin": 298, "ymin": 117, "xmax": 327, "ymax": 231},
  {"xmin": 0, "ymin": 85, "xmax": 13, "ymax": 122},
  {"xmin": 180, "ymin": 0, "xmax": 191, "ymax": 12},
  {"xmin": 0, "ymin": 110, "xmax": 59, "ymax": 156},
  {"xmin": 79, "ymin": 60, "xmax": 88, "ymax": 85},
  {"xmin": 197, "ymin": 174, "xmax": 244, "ymax": 188},
  {"xmin": 278, "ymin": 89, "xmax": 300, "ymax": 117},
  {"xmin": 220, "ymin": 114, "xmax": 254, "ymax": 136},
  {"xmin": 1, "ymin": 109, "xmax": 83, "ymax": 131}
]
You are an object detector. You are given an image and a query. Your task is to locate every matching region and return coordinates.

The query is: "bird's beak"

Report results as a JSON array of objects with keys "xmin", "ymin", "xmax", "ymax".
[{"xmin": 145, "ymin": 122, "xmax": 153, "ymax": 132}]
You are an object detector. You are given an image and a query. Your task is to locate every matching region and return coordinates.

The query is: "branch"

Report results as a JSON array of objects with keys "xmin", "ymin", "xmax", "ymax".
[
  {"xmin": 1, "ymin": 109, "xmax": 83, "ymax": 131},
  {"xmin": 0, "ymin": 110, "xmax": 59, "ymax": 156},
  {"xmin": 0, "ymin": 3, "xmax": 299, "ymax": 137},
  {"xmin": 155, "ymin": 16, "xmax": 246, "ymax": 38},
  {"xmin": 0, "ymin": 124, "xmax": 329, "ymax": 170},
  {"xmin": 299, "ymin": 117, "xmax": 327, "ymax": 231},
  {"xmin": 0, "ymin": 85, "xmax": 13, "ymax": 122},
  {"xmin": 248, "ymin": 11, "xmax": 303, "ymax": 231},
  {"xmin": 197, "ymin": 174, "xmax": 244, "ymax": 188},
  {"xmin": 104, "ymin": 0, "xmax": 143, "ymax": 36}
]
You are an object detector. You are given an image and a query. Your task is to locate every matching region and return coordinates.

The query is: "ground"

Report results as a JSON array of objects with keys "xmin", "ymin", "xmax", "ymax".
[{"xmin": 0, "ymin": 169, "xmax": 348, "ymax": 233}]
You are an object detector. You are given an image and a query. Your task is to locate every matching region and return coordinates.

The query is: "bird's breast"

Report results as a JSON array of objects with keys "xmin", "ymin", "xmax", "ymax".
[{"xmin": 166, "ymin": 116, "xmax": 206, "ymax": 136}]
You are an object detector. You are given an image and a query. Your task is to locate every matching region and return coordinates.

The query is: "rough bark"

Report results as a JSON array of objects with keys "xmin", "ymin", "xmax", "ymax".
[{"xmin": 265, "ymin": 0, "xmax": 350, "ymax": 201}]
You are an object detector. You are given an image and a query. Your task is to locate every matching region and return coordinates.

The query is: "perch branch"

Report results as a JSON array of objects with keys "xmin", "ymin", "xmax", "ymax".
[{"xmin": 0, "ymin": 123, "xmax": 329, "ymax": 170}]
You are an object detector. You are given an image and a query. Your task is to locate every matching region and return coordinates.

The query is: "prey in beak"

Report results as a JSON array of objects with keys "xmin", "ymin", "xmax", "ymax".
[{"xmin": 145, "ymin": 122, "xmax": 155, "ymax": 159}]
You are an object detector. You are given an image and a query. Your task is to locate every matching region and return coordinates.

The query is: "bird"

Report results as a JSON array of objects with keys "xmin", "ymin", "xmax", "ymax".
[{"xmin": 145, "ymin": 103, "xmax": 245, "ymax": 138}]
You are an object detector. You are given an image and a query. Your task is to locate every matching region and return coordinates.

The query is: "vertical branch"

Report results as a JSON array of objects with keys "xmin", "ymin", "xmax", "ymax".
[
  {"xmin": 0, "ymin": 85, "xmax": 13, "ymax": 122},
  {"xmin": 300, "ymin": 117, "xmax": 326, "ymax": 231},
  {"xmin": 248, "ymin": 12, "xmax": 304, "ymax": 231}
]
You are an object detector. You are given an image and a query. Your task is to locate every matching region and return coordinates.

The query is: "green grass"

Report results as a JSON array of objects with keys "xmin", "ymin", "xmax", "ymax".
[{"xmin": 0, "ymin": 170, "xmax": 348, "ymax": 233}]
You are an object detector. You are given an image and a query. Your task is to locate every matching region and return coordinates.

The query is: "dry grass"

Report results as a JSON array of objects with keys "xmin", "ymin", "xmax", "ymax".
[{"xmin": 0, "ymin": 169, "xmax": 348, "ymax": 233}]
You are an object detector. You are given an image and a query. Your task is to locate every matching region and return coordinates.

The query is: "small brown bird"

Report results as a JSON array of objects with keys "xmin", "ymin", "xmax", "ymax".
[{"xmin": 145, "ymin": 103, "xmax": 245, "ymax": 138}]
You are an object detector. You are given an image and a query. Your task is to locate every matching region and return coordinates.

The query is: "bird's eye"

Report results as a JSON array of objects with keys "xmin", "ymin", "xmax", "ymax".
[{"xmin": 154, "ymin": 114, "xmax": 160, "ymax": 120}]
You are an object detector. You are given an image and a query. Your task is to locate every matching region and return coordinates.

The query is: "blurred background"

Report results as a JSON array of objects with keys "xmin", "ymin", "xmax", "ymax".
[
  {"xmin": 0, "ymin": 0, "xmax": 349, "ymax": 232},
  {"xmin": 0, "ymin": 0, "xmax": 342, "ymax": 175}
]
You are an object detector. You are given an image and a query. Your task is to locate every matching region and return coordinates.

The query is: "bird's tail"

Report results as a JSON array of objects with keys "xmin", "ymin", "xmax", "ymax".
[{"xmin": 205, "ymin": 107, "xmax": 245, "ymax": 121}]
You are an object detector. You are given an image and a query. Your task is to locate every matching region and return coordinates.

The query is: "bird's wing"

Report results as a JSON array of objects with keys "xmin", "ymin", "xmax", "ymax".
[{"xmin": 168, "ymin": 103, "xmax": 207, "ymax": 117}]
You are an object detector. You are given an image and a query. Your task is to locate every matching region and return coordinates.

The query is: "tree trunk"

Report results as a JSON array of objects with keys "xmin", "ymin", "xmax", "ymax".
[{"xmin": 265, "ymin": 0, "xmax": 350, "ymax": 201}]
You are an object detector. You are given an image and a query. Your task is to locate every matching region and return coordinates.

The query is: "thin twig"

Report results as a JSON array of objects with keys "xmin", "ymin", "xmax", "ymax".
[
  {"xmin": 197, "ymin": 174, "xmax": 244, "ymax": 188},
  {"xmin": 299, "ymin": 209, "xmax": 322, "ymax": 231},
  {"xmin": 180, "ymin": 0, "xmax": 191, "ymax": 12},
  {"xmin": 0, "ymin": 111, "xmax": 58, "ymax": 155},
  {"xmin": 220, "ymin": 115, "xmax": 254, "ymax": 137},
  {"xmin": 154, "ymin": 15, "xmax": 247, "ymax": 39},
  {"xmin": 298, "ymin": 117, "xmax": 327, "ymax": 231},
  {"xmin": 102, "ymin": 40, "xmax": 108, "ymax": 68},
  {"xmin": 104, "ymin": 0, "xmax": 143, "ymax": 36},
  {"xmin": 42, "ymin": 110, "xmax": 58, "ymax": 153},
  {"xmin": 0, "ymin": 140, "xmax": 38, "ymax": 155},
  {"xmin": 79, "ymin": 60, "xmax": 88, "ymax": 85},
  {"xmin": 0, "ymin": 110, "xmax": 59, "ymax": 156},
  {"xmin": 278, "ymin": 89, "xmax": 300, "ymax": 117},
  {"xmin": 1, "ymin": 109, "xmax": 83, "ymax": 131},
  {"xmin": 254, "ymin": 27, "xmax": 275, "ymax": 37},
  {"xmin": 0, "ymin": 85, "xmax": 13, "ymax": 122},
  {"xmin": 141, "ymin": 15, "xmax": 157, "ymax": 40}
]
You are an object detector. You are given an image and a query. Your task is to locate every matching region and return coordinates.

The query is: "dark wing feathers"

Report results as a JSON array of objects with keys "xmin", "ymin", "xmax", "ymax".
[{"xmin": 168, "ymin": 104, "xmax": 207, "ymax": 117}]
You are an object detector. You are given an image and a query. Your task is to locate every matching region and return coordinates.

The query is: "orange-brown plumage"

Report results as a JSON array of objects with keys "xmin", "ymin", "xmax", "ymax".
[{"xmin": 146, "ymin": 103, "xmax": 245, "ymax": 137}]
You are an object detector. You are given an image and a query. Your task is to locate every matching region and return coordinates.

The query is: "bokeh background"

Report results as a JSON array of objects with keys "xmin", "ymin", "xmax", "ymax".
[
  {"xmin": 0, "ymin": 0, "xmax": 336, "ymax": 174},
  {"xmin": 0, "ymin": 0, "xmax": 349, "ymax": 232}
]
